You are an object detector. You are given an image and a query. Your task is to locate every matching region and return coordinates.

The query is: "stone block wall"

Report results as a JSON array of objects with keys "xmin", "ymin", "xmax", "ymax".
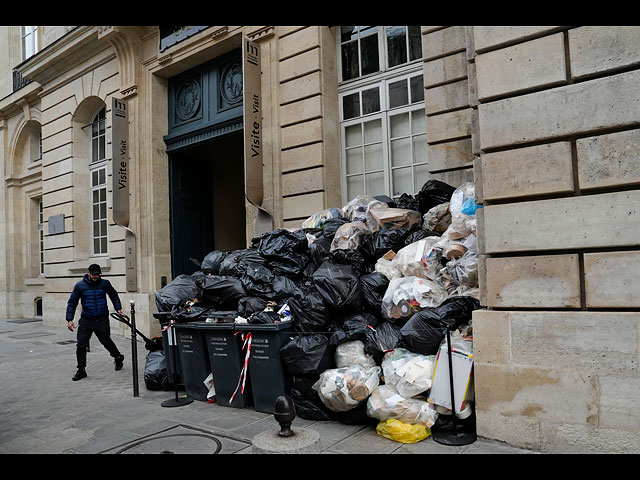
[
  {"xmin": 276, "ymin": 26, "xmax": 341, "ymax": 229},
  {"xmin": 423, "ymin": 26, "xmax": 640, "ymax": 452}
]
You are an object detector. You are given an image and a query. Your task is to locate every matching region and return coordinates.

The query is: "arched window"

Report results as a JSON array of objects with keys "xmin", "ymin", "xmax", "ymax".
[
  {"xmin": 89, "ymin": 108, "xmax": 108, "ymax": 255},
  {"xmin": 35, "ymin": 297, "xmax": 43, "ymax": 317}
]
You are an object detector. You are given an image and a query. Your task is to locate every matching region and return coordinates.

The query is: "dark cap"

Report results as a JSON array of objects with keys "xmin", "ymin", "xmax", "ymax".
[{"xmin": 88, "ymin": 263, "xmax": 102, "ymax": 275}]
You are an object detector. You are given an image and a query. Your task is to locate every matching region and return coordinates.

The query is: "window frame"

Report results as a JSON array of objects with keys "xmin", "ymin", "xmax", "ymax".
[
  {"xmin": 21, "ymin": 26, "xmax": 39, "ymax": 61},
  {"xmin": 38, "ymin": 198, "xmax": 44, "ymax": 275},
  {"xmin": 89, "ymin": 108, "xmax": 108, "ymax": 257},
  {"xmin": 339, "ymin": 61, "xmax": 427, "ymax": 203}
]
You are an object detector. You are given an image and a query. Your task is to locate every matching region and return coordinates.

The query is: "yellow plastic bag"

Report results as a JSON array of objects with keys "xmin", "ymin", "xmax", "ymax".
[{"xmin": 375, "ymin": 418, "xmax": 431, "ymax": 444}]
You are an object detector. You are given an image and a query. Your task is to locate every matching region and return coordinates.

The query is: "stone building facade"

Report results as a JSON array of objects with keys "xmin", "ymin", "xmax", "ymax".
[{"xmin": 0, "ymin": 26, "xmax": 638, "ymax": 452}]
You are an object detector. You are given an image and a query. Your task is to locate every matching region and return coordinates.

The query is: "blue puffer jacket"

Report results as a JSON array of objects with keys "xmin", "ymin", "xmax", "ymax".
[{"xmin": 66, "ymin": 274, "xmax": 122, "ymax": 321}]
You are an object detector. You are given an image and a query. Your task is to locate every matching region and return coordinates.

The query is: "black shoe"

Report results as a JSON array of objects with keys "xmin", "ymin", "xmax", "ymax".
[
  {"xmin": 72, "ymin": 369, "xmax": 87, "ymax": 381},
  {"xmin": 114, "ymin": 354, "xmax": 125, "ymax": 371}
]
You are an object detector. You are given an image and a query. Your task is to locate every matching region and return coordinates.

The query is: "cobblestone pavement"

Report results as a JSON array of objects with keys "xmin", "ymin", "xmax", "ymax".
[{"xmin": 0, "ymin": 317, "xmax": 537, "ymax": 454}]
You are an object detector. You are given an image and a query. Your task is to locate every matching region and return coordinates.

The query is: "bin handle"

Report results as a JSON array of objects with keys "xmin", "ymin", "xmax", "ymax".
[{"xmin": 229, "ymin": 332, "xmax": 252, "ymax": 403}]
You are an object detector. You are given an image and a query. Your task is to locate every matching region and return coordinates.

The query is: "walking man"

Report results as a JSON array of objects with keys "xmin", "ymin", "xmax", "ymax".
[{"xmin": 66, "ymin": 264, "xmax": 125, "ymax": 381}]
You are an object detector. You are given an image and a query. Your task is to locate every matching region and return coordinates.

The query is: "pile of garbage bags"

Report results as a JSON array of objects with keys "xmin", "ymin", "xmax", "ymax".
[{"xmin": 155, "ymin": 179, "xmax": 482, "ymax": 442}]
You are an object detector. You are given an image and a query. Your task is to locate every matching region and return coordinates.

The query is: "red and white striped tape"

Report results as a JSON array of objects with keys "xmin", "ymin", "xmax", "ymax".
[{"xmin": 230, "ymin": 332, "xmax": 252, "ymax": 403}]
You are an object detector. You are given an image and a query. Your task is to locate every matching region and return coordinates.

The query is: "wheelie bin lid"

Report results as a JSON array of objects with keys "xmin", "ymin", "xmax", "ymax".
[{"xmin": 235, "ymin": 319, "xmax": 294, "ymax": 331}]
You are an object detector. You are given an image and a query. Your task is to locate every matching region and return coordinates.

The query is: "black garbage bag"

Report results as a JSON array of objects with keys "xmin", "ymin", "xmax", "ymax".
[
  {"xmin": 396, "ymin": 192, "xmax": 420, "ymax": 212},
  {"xmin": 241, "ymin": 262, "xmax": 275, "ymax": 297},
  {"xmin": 404, "ymin": 229, "xmax": 441, "ymax": 245},
  {"xmin": 416, "ymin": 179, "xmax": 456, "ymax": 214},
  {"xmin": 365, "ymin": 321, "xmax": 403, "ymax": 363},
  {"xmin": 238, "ymin": 297, "xmax": 269, "ymax": 318},
  {"xmin": 329, "ymin": 312, "xmax": 381, "ymax": 346},
  {"xmin": 280, "ymin": 333, "xmax": 335, "ymax": 379},
  {"xmin": 197, "ymin": 275, "xmax": 248, "ymax": 309},
  {"xmin": 312, "ymin": 260, "xmax": 363, "ymax": 317},
  {"xmin": 400, "ymin": 296, "xmax": 481, "ymax": 355},
  {"xmin": 201, "ymin": 250, "xmax": 228, "ymax": 275},
  {"xmin": 288, "ymin": 288, "xmax": 332, "ymax": 333},
  {"xmin": 289, "ymin": 386, "xmax": 333, "ymax": 421},
  {"xmin": 431, "ymin": 410, "xmax": 477, "ymax": 434},
  {"xmin": 361, "ymin": 228, "xmax": 409, "ymax": 264},
  {"xmin": 309, "ymin": 235, "xmax": 332, "ymax": 266},
  {"xmin": 328, "ymin": 248, "xmax": 367, "ymax": 275},
  {"xmin": 359, "ymin": 272, "xmax": 389, "ymax": 315},
  {"xmin": 255, "ymin": 228, "xmax": 310, "ymax": 277},
  {"xmin": 271, "ymin": 275, "xmax": 301, "ymax": 302},
  {"xmin": 247, "ymin": 310, "xmax": 281, "ymax": 324},
  {"xmin": 321, "ymin": 217, "xmax": 350, "ymax": 238},
  {"xmin": 170, "ymin": 301, "xmax": 217, "ymax": 322},
  {"xmin": 144, "ymin": 350, "xmax": 169, "ymax": 391},
  {"xmin": 155, "ymin": 274, "xmax": 200, "ymax": 312},
  {"xmin": 330, "ymin": 401, "xmax": 379, "ymax": 426},
  {"xmin": 218, "ymin": 248, "xmax": 266, "ymax": 278}
]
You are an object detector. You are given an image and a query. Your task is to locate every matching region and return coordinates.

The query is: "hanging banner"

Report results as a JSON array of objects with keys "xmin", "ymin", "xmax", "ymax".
[
  {"xmin": 112, "ymin": 97, "xmax": 130, "ymax": 228},
  {"xmin": 242, "ymin": 37, "xmax": 273, "ymax": 235},
  {"xmin": 112, "ymin": 97, "xmax": 137, "ymax": 292}
]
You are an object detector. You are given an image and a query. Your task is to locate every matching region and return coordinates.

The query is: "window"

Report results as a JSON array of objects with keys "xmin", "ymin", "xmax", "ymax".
[
  {"xmin": 90, "ymin": 108, "xmax": 108, "ymax": 255},
  {"xmin": 21, "ymin": 26, "xmax": 39, "ymax": 61},
  {"xmin": 338, "ymin": 26, "xmax": 426, "ymax": 202},
  {"xmin": 38, "ymin": 198, "xmax": 44, "ymax": 275}
]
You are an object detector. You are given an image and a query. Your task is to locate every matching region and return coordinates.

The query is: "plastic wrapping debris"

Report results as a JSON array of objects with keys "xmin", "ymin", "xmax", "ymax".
[
  {"xmin": 330, "ymin": 221, "xmax": 371, "ymax": 251},
  {"xmin": 393, "ymin": 237, "xmax": 441, "ymax": 279},
  {"xmin": 423, "ymin": 202, "xmax": 451, "ymax": 233},
  {"xmin": 400, "ymin": 296, "xmax": 481, "ymax": 355},
  {"xmin": 368, "ymin": 208, "xmax": 422, "ymax": 231},
  {"xmin": 375, "ymin": 254, "xmax": 401, "ymax": 281},
  {"xmin": 381, "ymin": 276, "xmax": 448, "ymax": 322},
  {"xmin": 301, "ymin": 208, "xmax": 342, "ymax": 229},
  {"xmin": 281, "ymin": 333, "xmax": 334, "ymax": 379},
  {"xmin": 335, "ymin": 340, "xmax": 377, "ymax": 368},
  {"xmin": 446, "ymin": 250, "xmax": 478, "ymax": 288},
  {"xmin": 312, "ymin": 259, "xmax": 363, "ymax": 317},
  {"xmin": 312, "ymin": 364, "xmax": 381, "ymax": 412},
  {"xmin": 449, "ymin": 182, "xmax": 478, "ymax": 219},
  {"xmin": 381, "ymin": 348, "xmax": 436, "ymax": 398},
  {"xmin": 155, "ymin": 274, "xmax": 200, "ymax": 312},
  {"xmin": 368, "ymin": 384, "xmax": 437, "ymax": 428},
  {"xmin": 341, "ymin": 195, "xmax": 388, "ymax": 231},
  {"xmin": 375, "ymin": 418, "xmax": 431, "ymax": 443}
]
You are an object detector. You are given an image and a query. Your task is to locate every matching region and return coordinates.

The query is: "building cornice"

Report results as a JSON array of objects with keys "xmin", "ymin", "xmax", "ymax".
[{"xmin": 15, "ymin": 26, "xmax": 107, "ymax": 86}]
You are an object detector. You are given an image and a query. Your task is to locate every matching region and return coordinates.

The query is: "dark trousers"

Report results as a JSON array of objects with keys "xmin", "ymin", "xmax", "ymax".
[{"xmin": 76, "ymin": 315, "xmax": 121, "ymax": 369}]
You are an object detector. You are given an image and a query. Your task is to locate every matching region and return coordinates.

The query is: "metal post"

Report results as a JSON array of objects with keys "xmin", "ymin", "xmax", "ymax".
[
  {"xmin": 130, "ymin": 299, "xmax": 139, "ymax": 397},
  {"xmin": 161, "ymin": 321, "xmax": 193, "ymax": 407},
  {"xmin": 432, "ymin": 322, "xmax": 476, "ymax": 446}
]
